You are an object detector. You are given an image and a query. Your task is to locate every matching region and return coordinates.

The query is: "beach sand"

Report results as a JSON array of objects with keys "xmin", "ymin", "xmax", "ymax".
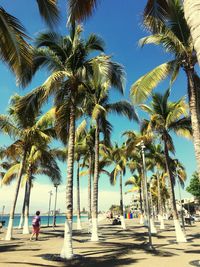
[{"xmin": 0, "ymin": 218, "xmax": 199, "ymax": 267}]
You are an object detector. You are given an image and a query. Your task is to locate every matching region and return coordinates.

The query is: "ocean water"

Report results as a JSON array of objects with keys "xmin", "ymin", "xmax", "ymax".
[{"xmin": 1, "ymin": 215, "xmax": 88, "ymax": 228}]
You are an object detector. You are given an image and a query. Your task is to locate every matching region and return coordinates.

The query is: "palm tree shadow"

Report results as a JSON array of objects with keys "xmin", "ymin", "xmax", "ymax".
[{"xmin": 39, "ymin": 239, "xmax": 177, "ymax": 266}]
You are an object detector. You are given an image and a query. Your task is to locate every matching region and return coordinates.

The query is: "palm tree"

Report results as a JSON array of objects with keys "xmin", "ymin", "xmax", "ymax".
[
  {"xmin": 140, "ymin": 90, "xmax": 191, "ymax": 242},
  {"xmin": 0, "ymin": 95, "xmax": 55, "ymax": 240},
  {"xmin": 134, "ymin": 0, "xmax": 200, "ymax": 181},
  {"xmin": 15, "ymin": 25, "xmax": 119, "ymax": 259},
  {"xmin": 1, "ymin": 143, "xmax": 61, "ymax": 234},
  {"xmin": 84, "ymin": 75, "xmax": 138, "ymax": 240},
  {"xmin": 101, "ymin": 143, "xmax": 128, "ymax": 229},
  {"xmin": 125, "ymin": 174, "xmax": 142, "ymax": 215},
  {"xmin": 146, "ymin": 143, "xmax": 167, "ymax": 229},
  {"xmin": 0, "ymin": 1, "xmax": 59, "ymax": 83},
  {"xmin": 22, "ymin": 144, "xmax": 61, "ymax": 234},
  {"xmin": 123, "ymin": 130, "xmax": 154, "ymax": 224},
  {"xmin": 81, "ymin": 126, "xmax": 96, "ymax": 222}
]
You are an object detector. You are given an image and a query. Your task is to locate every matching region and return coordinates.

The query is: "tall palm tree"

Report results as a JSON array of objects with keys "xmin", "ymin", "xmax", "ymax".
[
  {"xmin": 135, "ymin": 0, "xmax": 200, "ymax": 181},
  {"xmin": 0, "ymin": 95, "xmax": 55, "ymax": 240},
  {"xmin": 125, "ymin": 174, "xmax": 142, "ymax": 215},
  {"xmin": 146, "ymin": 143, "xmax": 167, "ymax": 229},
  {"xmin": 84, "ymin": 75, "xmax": 138, "ymax": 240},
  {"xmin": 81, "ymin": 126, "xmax": 96, "ymax": 222},
  {"xmin": 1, "ymin": 143, "xmax": 61, "ymax": 234},
  {"xmin": 140, "ymin": 90, "xmax": 191, "ymax": 242},
  {"xmin": 123, "ymin": 130, "xmax": 154, "ymax": 224},
  {"xmin": 15, "ymin": 25, "xmax": 120, "ymax": 259},
  {"xmin": 101, "ymin": 143, "xmax": 128, "ymax": 229},
  {"xmin": 22, "ymin": 144, "xmax": 61, "ymax": 234}
]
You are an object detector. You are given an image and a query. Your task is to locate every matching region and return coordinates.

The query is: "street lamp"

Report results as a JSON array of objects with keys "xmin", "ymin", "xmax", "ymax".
[
  {"xmin": 139, "ymin": 141, "xmax": 153, "ymax": 250},
  {"xmin": 47, "ymin": 190, "xmax": 53, "ymax": 227},
  {"xmin": 53, "ymin": 182, "xmax": 60, "ymax": 229}
]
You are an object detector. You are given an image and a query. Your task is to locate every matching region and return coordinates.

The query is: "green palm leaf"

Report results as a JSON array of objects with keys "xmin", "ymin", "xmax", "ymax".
[
  {"xmin": 0, "ymin": 7, "xmax": 32, "ymax": 79},
  {"xmin": 2, "ymin": 163, "xmax": 20, "ymax": 185},
  {"xmin": 130, "ymin": 61, "xmax": 177, "ymax": 104}
]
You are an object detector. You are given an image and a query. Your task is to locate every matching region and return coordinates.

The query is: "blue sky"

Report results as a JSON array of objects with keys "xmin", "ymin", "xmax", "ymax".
[{"xmin": 0, "ymin": 0, "xmax": 196, "ymax": 213}]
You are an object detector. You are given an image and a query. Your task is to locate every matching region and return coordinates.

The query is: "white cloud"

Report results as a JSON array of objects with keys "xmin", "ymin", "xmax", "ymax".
[{"xmin": 0, "ymin": 182, "xmax": 132, "ymax": 215}]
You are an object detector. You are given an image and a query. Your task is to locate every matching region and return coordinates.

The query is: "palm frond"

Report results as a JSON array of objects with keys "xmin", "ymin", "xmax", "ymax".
[
  {"xmin": 92, "ymin": 104, "xmax": 106, "ymax": 120},
  {"xmin": 36, "ymin": 107, "xmax": 55, "ymax": 128},
  {"xmin": 2, "ymin": 163, "xmax": 20, "ymax": 185},
  {"xmin": 75, "ymin": 119, "xmax": 87, "ymax": 141},
  {"xmin": 36, "ymin": 0, "xmax": 60, "ymax": 28},
  {"xmin": 85, "ymin": 34, "xmax": 105, "ymax": 52},
  {"xmin": 106, "ymin": 101, "xmax": 139, "ymax": 122},
  {"xmin": 68, "ymin": 0, "xmax": 98, "ymax": 22},
  {"xmin": 110, "ymin": 166, "xmax": 121, "ymax": 186},
  {"xmin": 130, "ymin": 61, "xmax": 177, "ymax": 104},
  {"xmin": 0, "ymin": 8, "xmax": 32, "ymax": 80},
  {"xmin": 169, "ymin": 117, "xmax": 192, "ymax": 139},
  {"xmin": 143, "ymin": 0, "xmax": 170, "ymax": 32}
]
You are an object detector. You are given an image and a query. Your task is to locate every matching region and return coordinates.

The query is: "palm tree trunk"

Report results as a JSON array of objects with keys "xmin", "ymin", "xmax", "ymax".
[
  {"xmin": 157, "ymin": 174, "xmax": 165, "ymax": 229},
  {"xmin": 18, "ymin": 184, "xmax": 27, "ymax": 229},
  {"xmin": 5, "ymin": 149, "xmax": 27, "ymax": 240},
  {"xmin": 164, "ymin": 141, "xmax": 186, "ymax": 242},
  {"xmin": 76, "ymin": 159, "xmax": 82, "ymax": 230},
  {"xmin": 60, "ymin": 102, "xmax": 75, "ymax": 259},
  {"xmin": 184, "ymin": 68, "xmax": 200, "ymax": 181},
  {"xmin": 23, "ymin": 171, "xmax": 32, "ymax": 234},
  {"xmin": 88, "ymin": 153, "xmax": 92, "ymax": 233},
  {"xmin": 91, "ymin": 120, "xmax": 99, "ymax": 241},
  {"xmin": 184, "ymin": 0, "xmax": 200, "ymax": 66},
  {"xmin": 88, "ymin": 154, "xmax": 92, "ymax": 219},
  {"xmin": 119, "ymin": 171, "xmax": 126, "ymax": 229}
]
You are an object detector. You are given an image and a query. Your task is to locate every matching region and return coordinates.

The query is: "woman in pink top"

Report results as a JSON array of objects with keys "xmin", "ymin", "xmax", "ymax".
[{"xmin": 30, "ymin": 211, "xmax": 41, "ymax": 241}]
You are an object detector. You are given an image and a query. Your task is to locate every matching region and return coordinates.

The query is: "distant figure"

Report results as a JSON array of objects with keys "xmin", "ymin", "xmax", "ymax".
[{"xmin": 30, "ymin": 211, "xmax": 41, "ymax": 241}]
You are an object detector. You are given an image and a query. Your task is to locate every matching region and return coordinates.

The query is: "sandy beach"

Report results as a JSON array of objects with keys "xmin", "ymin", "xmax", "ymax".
[{"xmin": 0, "ymin": 218, "xmax": 199, "ymax": 267}]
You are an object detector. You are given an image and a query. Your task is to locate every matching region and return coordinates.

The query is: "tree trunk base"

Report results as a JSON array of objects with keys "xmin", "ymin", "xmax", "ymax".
[
  {"xmin": 159, "ymin": 215, "xmax": 165, "ymax": 230},
  {"xmin": 18, "ymin": 215, "xmax": 24, "ymax": 229},
  {"xmin": 60, "ymin": 220, "xmax": 73, "ymax": 259},
  {"xmin": 120, "ymin": 215, "xmax": 126, "ymax": 229},
  {"xmin": 150, "ymin": 218, "xmax": 157, "ymax": 234},
  {"xmin": 91, "ymin": 218, "xmax": 99, "ymax": 241},
  {"xmin": 22, "ymin": 217, "xmax": 30, "ymax": 234},
  {"xmin": 174, "ymin": 219, "xmax": 187, "ymax": 243},
  {"xmin": 76, "ymin": 217, "xmax": 82, "ymax": 230},
  {"xmin": 140, "ymin": 214, "xmax": 144, "ymax": 224},
  {"xmin": 5, "ymin": 218, "xmax": 14, "ymax": 240}
]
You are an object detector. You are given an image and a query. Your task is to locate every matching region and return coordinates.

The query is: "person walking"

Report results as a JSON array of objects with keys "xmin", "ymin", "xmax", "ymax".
[{"xmin": 30, "ymin": 211, "xmax": 41, "ymax": 241}]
